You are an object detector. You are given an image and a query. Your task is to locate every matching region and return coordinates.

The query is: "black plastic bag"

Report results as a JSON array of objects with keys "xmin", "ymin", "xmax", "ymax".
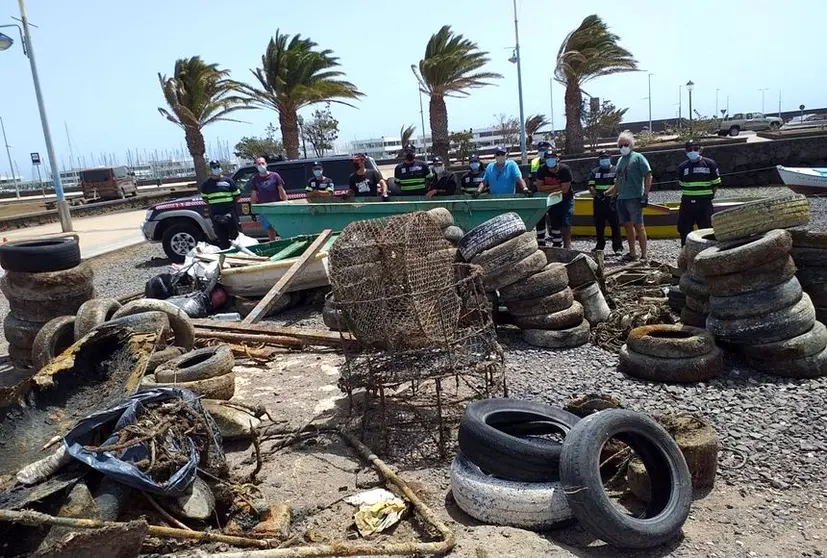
[
  {"xmin": 165, "ymin": 290, "xmax": 212, "ymax": 318},
  {"xmin": 144, "ymin": 272, "xmax": 193, "ymax": 299}
]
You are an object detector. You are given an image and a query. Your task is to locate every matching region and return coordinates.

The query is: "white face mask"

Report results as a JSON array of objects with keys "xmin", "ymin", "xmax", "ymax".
[
  {"xmin": 619, "ymin": 146, "xmax": 631, "ymax": 156},
  {"xmin": 256, "ymin": 164, "xmax": 267, "ymax": 173},
  {"xmin": 433, "ymin": 165, "xmax": 444, "ymax": 174},
  {"xmin": 495, "ymin": 156, "xmax": 506, "ymax": 164}
]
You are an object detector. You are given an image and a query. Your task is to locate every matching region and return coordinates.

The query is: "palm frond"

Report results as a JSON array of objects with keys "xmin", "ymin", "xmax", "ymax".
[
  {"xmin": 417, "ymin": 25, "xmax": 502, "ymax": 97},
  {"xmin": 554, "ymin": 15, "xmax": 638, "ymax": 86}
]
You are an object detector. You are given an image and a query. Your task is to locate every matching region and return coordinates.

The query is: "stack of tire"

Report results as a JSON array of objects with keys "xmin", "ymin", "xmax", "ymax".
[
  {"xmin": 451, "ymin": 399, "xmax": 693, "ymax": 549},
  {"xmin": 678, "ymin": 229, "xmax": 718, "ymax": 328},
  {"xmin": 695, "ymin": 229, "xmax": 826, "ymax": 377},
  {"xmin": 0, "ymin": 237, "xmax": 93, "ymax": 370},
  {"xmin": 619, "ymin": 324, "xmax": 723, "ymax": 383},
  {"xmin": 789, "ymin": 229, "xmax": 827, "ymax": 324}
]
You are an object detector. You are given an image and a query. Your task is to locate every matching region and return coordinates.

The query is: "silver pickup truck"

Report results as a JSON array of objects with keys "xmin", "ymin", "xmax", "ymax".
[{"xmin": 718, "ymin": 112, "xmax": 783, "ymax": 136}]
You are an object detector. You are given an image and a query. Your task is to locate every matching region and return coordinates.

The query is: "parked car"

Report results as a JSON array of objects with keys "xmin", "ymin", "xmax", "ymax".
[
  {"xmin": 80, "ymin": 166, "xmax": 138, "ymax": 200},
  {"xmin": 782, "ymin": 113, "xmax": 827, "ymax": 130},
  {"xmin": 141, "ymin": 155, "xmax": 382, "ymax": 262},
  {"xmin": 717, "ymin": 112, "xmax": 783, "ymax": 136}
]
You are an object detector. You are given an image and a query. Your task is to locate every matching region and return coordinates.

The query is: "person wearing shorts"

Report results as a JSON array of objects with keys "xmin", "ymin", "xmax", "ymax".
[
  {"xmin": 250, "ymin": 156, "xmax": 288, "ymax": 241},
  {"xmin": 605, "ymin": 131, "xmax": 652, "ymax": 260}
]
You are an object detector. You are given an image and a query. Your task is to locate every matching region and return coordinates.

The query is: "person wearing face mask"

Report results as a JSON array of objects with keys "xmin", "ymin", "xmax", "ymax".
[
  {"xmin": 529, "ymin": 141, "xmax": 552, "ymax": 243},
  {"xmin": 676, "ymin": 139, "xmax": 721, "ymax": 246},
  {"xmin": 348, "ymin": 153, "xmax": 388, "ymax": 199},
  {"xmin": 426, "ymin": 156, "xmax": 457, "ymax": 198},
  {"xmin": 250, "ymin": 156, "xmax": 287, "ymax": 241},
  {"xmin": 460, "ymin": 154, "xmax": 485, "ymax": 195},
  {"xmin": 588, "ymin": 151, "xmax": 623, "ymax": 254},
  {"xmin": 478, "ymin": 146, "xmax": 530, "ymax": 197},
  {"xmin": 305, "ymin": 161, "xmax": 335, "ymax": 198},
  {"xmin": 605, "ymin": 131, "xmax": 652, "ymax": 261},
  {"xmin": 533, "ymin": 148, "xmax": 574, "ymax": 248},
  {"xmin": 200, "ymin": 160, "xmax": 241, "ymax": 250},
  {"xmin": 394, "ymin": 143, "xmax": 433, "ymax": 196}
]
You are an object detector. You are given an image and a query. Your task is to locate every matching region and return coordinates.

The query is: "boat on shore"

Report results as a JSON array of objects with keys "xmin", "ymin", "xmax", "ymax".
[{"xmin": 777, "ymin": 165, "xmax": 827, "ymax": 196}]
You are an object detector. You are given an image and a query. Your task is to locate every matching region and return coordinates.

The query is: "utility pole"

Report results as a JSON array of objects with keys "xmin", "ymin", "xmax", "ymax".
[
  {"xmin": 512, "ymin": 0, "xmax": 527, "ymax": 164},
  {"xmin": 410, "ymin": 64, "xmax": 428, "ymax": 155},
  {"xmin": 759, "ymin": 88, "xmax": 769, "ymax": 113},
  {"xmin": 678, "ymin": 85, "xmax": 683, "ymax": 127},
  {"xmin": 0, "ymin": 116, "xmax": 19, "ymax": 198},
  {"xmin": 778, "ymin": 89, "xmax": 782, "ymax": 117},
  {"xmin": 548, "ymin": 78, "xmax": 555, "ymax": 143},
  {"xmin": 647, "ymin": 73, "xmax": 653, "ymax": 133},
  {"xmin": 715, "ymin": 89, "xmax": 720, "ymax": 119},
  {"xmin": 686, "ymin": 81, "xmax": 695, "ymax": 135}
]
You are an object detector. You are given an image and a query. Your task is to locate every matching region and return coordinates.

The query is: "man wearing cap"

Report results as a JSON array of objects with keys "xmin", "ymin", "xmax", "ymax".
[
  {"xmin": 478, "ymin": 146, "xmax": 530, "ymax": 197},
  {"xmin": 426, "ymin": 157, "xmax": 457, "ymax": 198},
  {"xmin": 588, "ymin": 151, "xmax": 623, "ymax": 254},
  {"xmin": 534, "ymin": 148, "xmax": 574, "ymax": 249},
  {"xmin": 677, "ymin": 139, "xmax": 721, "ymax": 246},
  {"xmin": 250, "ymin": 156, "xmax": 288, "ymax": 241},
  {"xmin": 200, "ymin": 160, "xmax": 241, "ymax": 249},
  {"xmin": 306, "ymin": 161, "xmax": 335, "ymax": 199},
  {"xmin": 349, "ymin": 154, "xmax": 388, "ymax": 199},
  {"xmin": 394, "ymin": 143, "xmax": 432, "ymax": 196},
  {"xmin": 460, "ymin": 154, "xmax": 485, "ymax": 195}
]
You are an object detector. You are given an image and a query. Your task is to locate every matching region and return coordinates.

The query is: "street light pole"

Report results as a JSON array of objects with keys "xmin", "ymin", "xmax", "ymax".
[
  {"xmin": 715, "ymin": 89, "xmax": 720, "ymax": 119},
  {"xmin": 0, "ymin": 117, "xmax": 19, "ymax": 199},
  {"xmin": 686, "ymin": 80, "xmax": 695, "ymax": 135},
  {"xmin": 647, "ymin": 73, "xmax": 653, "ymax": 133},
  {"xmin": 678, "ymin": 85, "xmax": 683, "ymax": 126},
  {"xmin": 16, "ymin": 0, "xmax": 71, "ymax": 231},
  {"xmin": 548, "ymin": 77, "xmax": 555, "ymax": 142},
  {"xmin": 759, "ymin": 88, "xmax": 769, "ymax": 113},
  {"xmin": 410, "ymin": 64, "xmax": 428, "ymax": 155},
  {"xmin": 512, "ymin": 0, "xmax": 527, "ymax": 164}
]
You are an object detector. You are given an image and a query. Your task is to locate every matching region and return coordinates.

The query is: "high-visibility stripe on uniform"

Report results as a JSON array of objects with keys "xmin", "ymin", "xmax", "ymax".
[
  {"xmin": 679, "ymin": 178, "xmax": 721, "ymax": 196},
  {"xmin": 530, "ymin": 157, "xmax": 541, "ymax": 173},
  {"xmin": 396, "ymin": 178, "xmax": 428, "ymax": 191},
  {"xmin": 201, "ymin": 190, "xmax": 239, "ymax": 204}
]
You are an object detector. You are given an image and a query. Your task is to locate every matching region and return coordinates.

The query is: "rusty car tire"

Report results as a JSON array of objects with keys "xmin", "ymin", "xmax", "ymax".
[
  {"xmin": 694, "ymin": 229, "xmax": 792, "ymax": 278},
  {"xmin": 705, "ymin": 255, "xmax": 797, "ymax": 297},
  {"xmin": 3, "ymin": 314, "xmax": 44, "ymax": 350},
  {"xmin": 471, "ymin": 232, "xmax": 538, "ymax": 275},
  {"xmin": 708, "ymin": 277, "xmax": 803, "ymax": 320},
  {"xmin": 74, "ymin": 298, "xmax": 123, "ymax": 341},
  {"xmin": 112, "ymin": 299, "xmax": 195, "ymax": 350},
  {"xmin": 619, "ymin": 343, "xmax": 723, "ymax": 383},
  {"xmin": 0, "ymin": 236, "xmax": 81, "ymax": 273},
  {"xmin": 512, "ymin": 301, "xmax": 584, "ymax": 330},
  {"xmin": 155, "ymin": 345, "xmax": 235, "ymax": 383},
  {"xmin": 146, "ymin": 346, "xmax": 186, "ymax": 374},
  {"xmin": 457, "ymin": 212, "xmax": 527, "ymax": 262},
  {"xmin": 710, "ymin": 194, "xmax": 810, "ymax": 242},
  {"xmin": 741, "ymin": 320, "xmax": 827, "ymax": 361},
  {"xmin": 483, "ymin": 250, "xmax": 547, "ymax": 292},
  {"xmin": 706, "ymin": 294, "xmax": 815, "ymax": 345},
  {"xmin": 31, "ymin": 316, "xmax": 76, "ymax": 371},
  {"xmin": 507, "ymin": 287, "xmax": 574, "ymax": 317},
  {"xmin": 143, "ymin": 370, "xmax": 236, "ymax": 401},
  {"xmin": 499, "ymin": 263, "xmax": 569, "ymax": 302},
  {"xmin": 521, "ymin": 320, "xmax": 590, "ymax": 349},
  {"xmin": 626, "ymin": 325, "xmax": 716, "ymax": 359},
  {"xmin": 747, "ymin": 344, "xmax": 827, "ymax": 378}
]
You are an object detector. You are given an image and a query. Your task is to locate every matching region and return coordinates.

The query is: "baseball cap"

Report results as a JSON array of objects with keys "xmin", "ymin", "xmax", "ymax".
[
  {"xmin": 685, "ymin": 139, "xmax": 701, "ymax": 151},
  {"xmin": 598, "ymin": 150, "xmax": 610, "ymax": 158},
  {"xmin": 208, "ymin": 160, "xmax": 221, "ymax": 168},
  {"xmin": 469, "ymin": 153, "xmax": 480, "ymax": 162},
  {"xmin": 494, "ymin": 146, "xmax": 507, "ymax": 155}
]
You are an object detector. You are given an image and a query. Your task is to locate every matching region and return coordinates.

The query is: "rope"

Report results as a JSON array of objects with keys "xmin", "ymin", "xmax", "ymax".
[{"xmin": 650, "ymin": 165, "xmax": 781, "ymax": 187}]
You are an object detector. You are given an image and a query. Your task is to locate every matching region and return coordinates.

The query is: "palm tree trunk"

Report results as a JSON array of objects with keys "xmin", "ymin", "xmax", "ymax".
[
  {"xmin": 564, "ymin": 81, "xmax": 585, "ymax": 155},
  {"xmin": 280, "ymin": 109, "xmax": 300, "ymax": 160},
  {"xmin": 429, "ymin": 94, "xmax": 449, "ymax": 163},
  {"xmin": 185, "ymin": 126, "xmax": 207, "ymax": 185}
]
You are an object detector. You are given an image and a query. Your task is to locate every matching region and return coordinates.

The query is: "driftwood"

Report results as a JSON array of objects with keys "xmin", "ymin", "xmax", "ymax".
[{"xmin": 192, "ymin": 320, "xmax": 357, "ymax": 348}]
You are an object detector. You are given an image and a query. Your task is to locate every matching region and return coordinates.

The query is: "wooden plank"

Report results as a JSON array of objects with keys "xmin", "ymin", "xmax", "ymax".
[
  {"xmin": 192, "ymin": 319, "xmax": 356, "ymax": 347},
  {"xmin": 241, "ymin": 229, "xmax": 334, "ymax": 325}
]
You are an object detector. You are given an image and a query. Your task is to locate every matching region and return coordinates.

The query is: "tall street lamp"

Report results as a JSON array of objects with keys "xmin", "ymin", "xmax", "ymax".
[
  {"xmin": 0, "ymin": 117, "xmax": 19, "ymax": 198},
  {"xmin": 715, "ymin": 89, "xmax": 720, "ymax": 120},
  {"xmin": 410, "ymin": 64, "xmax": 428, "ymax": 155},
  {"xmin": 647, "ymin": 73, "xmax": 653, "ymax": 133},
  {"xmin": 1, "ymin": 2, "xmax": 72, "ymax": 231},
  {"xmin": 759, "ymin": 88, "xmax": 770, "ymax": 113},
  {"xmin": 686, "ymin": 80, "xmax": 695, "ymax": 135},
  {"xmin": 510, "ymin": 0, "xmax": 527, "ymax": 164}
]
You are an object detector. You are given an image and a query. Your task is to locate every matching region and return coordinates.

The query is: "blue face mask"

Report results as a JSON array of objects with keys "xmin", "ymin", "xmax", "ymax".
[
  {"xmin": 313, "ymin": 169, "xmax": 323, "ymax": 177},
  {"xmin": 546, "ymin": 158, "xmax": 558, "ymax": 167},
  {"xmin": 210, "ymin": 167, "xmax": 221, "ymax": 176},
  {"xmin": 470, "ymin": 162, "xmax": 480, "ymax": 171},
  {"xmin": 599, "ymin": 158, "xmax": 611, "ymax": 167},
  {"xmin": 687, "ymin": 151, "xmax": 701, "ymax": 161}
]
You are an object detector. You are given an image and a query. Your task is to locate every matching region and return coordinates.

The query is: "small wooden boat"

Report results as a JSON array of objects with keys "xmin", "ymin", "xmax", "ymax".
[
  {"xmin": 571, "ymin": 194, "xmax": 766, "ymax": 239},
  {"xmin": 252, "ymin": 195, "xmax": 549, "ymax": 238},
  {"xmin": 195, "ymin": 234, "xmax": 338, "ymax": 298},
  {"xmin": 777, "ymin": 165, "xmax": 827, "ymax": 196}
]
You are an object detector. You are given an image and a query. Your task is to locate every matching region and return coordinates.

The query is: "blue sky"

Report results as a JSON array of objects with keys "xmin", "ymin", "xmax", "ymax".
[{"xmin": 1, "ymin": 0, "xmax": 824, "ymax": 178}]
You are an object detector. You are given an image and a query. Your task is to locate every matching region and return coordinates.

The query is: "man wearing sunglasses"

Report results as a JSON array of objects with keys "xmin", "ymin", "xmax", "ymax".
[
  {"xmin": 677, "ymin": 139, "xmax": 722, "ymax": 246},
  {"xmin": 605, "ymin": 131, "xmax": 652, "ymax": 261}
]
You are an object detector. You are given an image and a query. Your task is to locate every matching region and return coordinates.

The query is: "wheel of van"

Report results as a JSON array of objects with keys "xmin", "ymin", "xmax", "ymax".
[
  {"xmin": 728, "ymin": 126, "xmax": 740, "ymax": 137},
  {"xmin": 162, "ymin": 222, "xmax": 203, "ymax": 263}
]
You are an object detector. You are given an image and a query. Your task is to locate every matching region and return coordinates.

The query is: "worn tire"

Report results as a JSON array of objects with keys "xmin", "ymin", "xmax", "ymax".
[
  {"xmin": 507, "ymin": 287, "xmax": 574, "ymax": 317},
  {"xmin": 667, "ymin": 286, "xmax": 685, "ymax": 313},
  {"xmin": 31, "ymin": 316, "xmax": 76, "ymax": 371},
  {"xmin": 748, "ymin": 345, "xmax": 827, "ymax": 378},
  {"xmin": 513, "ymin": 301, "xmax": 584, "ymax": 330},
  {"xmin": 112, "ymin": 299, "xmax": 195, "ymax": 350},
  {"xmin": 522, "ymin": 320, "xmax": 590, "ymax": 349},
  {"xmin": 706, "ymin": 255, "xmax": 797, "ymax": 297},
  {"xmin": 694, "ymin": 229, "xmax": 792, "ymax": 278},
  {"xmin": 3, "ymin": 314, "xmax": 44, "ymax": 349},
  {"xmin": 619, "ymin": 344, "xmax": 723, "ymax": 383},
  {"xmin": 471, "ymin": 232, "xmax": 538, "ymax": 275},
  {"xmin": 442, "ymin": 225, "xmax": 464, "ymax": 243},
  {"xmin": 6, "ymin": 288, "xmax": 92, "ymax": 323},
  {"xmin": 484, "ymin": 250, "xmax": 547, "ymax": 292},
  {"xmin": 155, "ymin": 345, "xmax": 235, "ymax": 383},
  {"xmin": 684, "ymin": 228, "xmax": 717, "ymax": 274},
  {"xmin": 146, "ymin": 346, "xmax": 186, "ymax": 374},
  {"xmin": 560, "ymin": 409, "xmax": 692, "ymax": 549},
  {"xmin": 143, "ymin": 370, "xmax": 236, "ymax": 400},
  {"xmin": 426, "ymin": 207, "xmax": 454, "ymax": 229},
  {"xmin": 97, "ymin": 311, "xmax": 171, "ymax": 338},
  {"xmin": 707, "ymin": 294, "xmax": 815, "ymax": 345},
  {"xmin": 499, "ymin": 263, "xmax": 569, "ymax": 302},
  {"xmin": 679, "ymin": 306, "xmax": 707, "ymax": 328},
  {"xmin": 708, "ymin": 277, "xmax": 803, "ymax": 320},
  {"xmin": 790, "ymin": 247, "xmax": 827, "ymax": 268},
  {"xmin": 678, "ymin": 274, "xmax": 708, "ymax": 301},
  {"xmin": 684, "ymin": 295, "xmax": 709, "ymax": 314},
  {"xmin": 790, "ymin": 228, "xmax": 827, "ymax": 249},
  {"xmin": 457, "ymin": 399, "xmax": 581, "ymax": 483},
  {"xmin": 450, "ymin": 452, "xmax": 573, "ymax": 530},
  {"xmin": 457, "ymin": 212, "xmax": 526, "ymax": 261},
  {"xmin": 0, "ymin": 261, "xmax": 94, "ymax": 301},
  {"xmin": 626, "ymin": 325, "xmax": 715, "ymax": 359},
  {"xmin": 74, "ymin": 298, "xmax": 122, "ymax": 341},
  {"xmin": 0, "ymin": 237, "xmax": 81, "ymax": 273},
  {"xmin": 741, "ymin": 321, "xmax": 827, "ymax": 361},
  {"xmin": 711, "ymin": 194, "xmax": 810, "ymax": 241}
]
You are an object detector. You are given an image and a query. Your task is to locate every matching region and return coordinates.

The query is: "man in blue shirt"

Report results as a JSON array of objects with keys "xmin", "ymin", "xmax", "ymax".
[{"xmin": 477, "ymin": 146, "xmax": 530, "ymax": 196}]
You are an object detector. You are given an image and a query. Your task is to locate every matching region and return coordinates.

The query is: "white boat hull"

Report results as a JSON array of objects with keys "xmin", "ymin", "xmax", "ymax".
[
  {"xmin": 218, "ymin": 253, "xmax": 330, "ymax": 297},
  {"xmin": 777, "ymin": 165, "xmax": 827, "ymax": 195}
]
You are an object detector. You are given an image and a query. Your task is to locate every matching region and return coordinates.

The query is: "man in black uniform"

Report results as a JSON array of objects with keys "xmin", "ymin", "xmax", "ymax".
[
  {"xmin": 305, "ymin": 161, "xmax": 335, "ymax": 199},
  {"xmin": 348, "ymin": 154, "xmax": 388, "ymax": 199},
  {"xmin": 200, "ymin": 160, "xmax": 241, "ymax": 250},
  {"xmin": 530, "ymin": 141, "xmax": 553, "ymax": 244},
  {"xmin": 534, "ymin": 149, "xmax": 574, "ymax": 249},
  {"xmin": 677, "ymin": 139, "xmax": 722, "ymax": 246},
  {"xmin": 460, "ymin": 154, "xmax": 485, "ymax": 195},
  {"xmin": 394, "ymin": 143, "xmax": 432, "ymax": 195},
  {"xmin": 426, "ymin": 156, "xmax": 457, "ymax": 197},
  {"xmin": 588, "ymin": 151, "xmax": 623, "ymax": 254}
]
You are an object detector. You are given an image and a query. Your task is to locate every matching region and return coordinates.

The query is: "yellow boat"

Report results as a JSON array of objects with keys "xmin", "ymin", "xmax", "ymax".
[{"xmin": 570, "ymin": 195, "xmax": 765, "ymax": 239}]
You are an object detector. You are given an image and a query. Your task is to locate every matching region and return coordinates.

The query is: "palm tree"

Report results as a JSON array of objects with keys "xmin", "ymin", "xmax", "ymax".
[
  {"xmin": 555, "ymin": 15, "xmax": 638, "ymax": 154},
  {"xmin": 398, "ymin": 124, "xmax": 416, "ymax": 157},
  {"xmin": 158, "ymin": 57, "xmax": 251, "ymax": 184},
  {"xmin": 525, "ymin": 114, "xmax": 549, "ymax": 148},
  {"xmin": 239, "ymin": 30, "xmax": 363, "ymax": 159},
  {"xmin": 413, "ymin": 26, "xmax": 502, "ymax": 163}
]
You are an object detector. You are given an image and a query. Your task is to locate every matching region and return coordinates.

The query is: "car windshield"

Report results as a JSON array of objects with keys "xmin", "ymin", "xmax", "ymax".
[{"xmin": 81, "ymin": 169, "xmax": 112, "ymax": 182}]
